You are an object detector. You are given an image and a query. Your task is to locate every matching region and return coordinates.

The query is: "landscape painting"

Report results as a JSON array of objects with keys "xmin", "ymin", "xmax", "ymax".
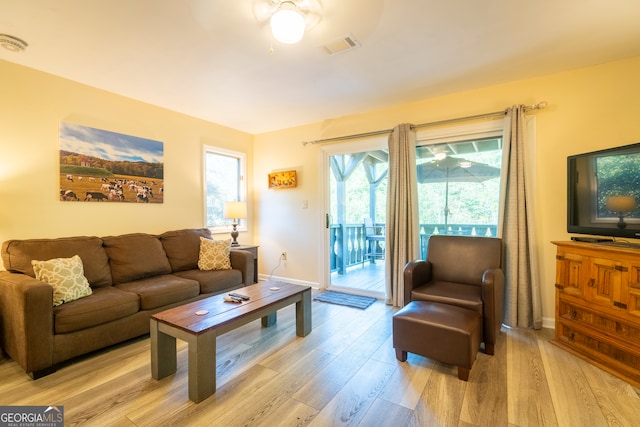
[{"xmin": 59, "ymin": 122, "xmax": 164, "ymax": 203}]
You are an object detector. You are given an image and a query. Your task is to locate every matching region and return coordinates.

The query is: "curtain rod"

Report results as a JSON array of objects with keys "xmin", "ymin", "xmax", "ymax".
[{"xmin": 301, "ymin": 101, "xmax": 547, "ymax": 146}]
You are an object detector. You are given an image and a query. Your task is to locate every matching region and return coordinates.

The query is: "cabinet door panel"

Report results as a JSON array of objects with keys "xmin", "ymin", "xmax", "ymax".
[
  {"xmin": 556, "ymin": 251, "xmax": 585, "ymax": 297},
  {"xmin": 589, "ymin": 257, "xmax": 624, "ymax": 309},
  {"xmin": 625, "ymin": 262, "xmax": 640, "ymax": 318}
]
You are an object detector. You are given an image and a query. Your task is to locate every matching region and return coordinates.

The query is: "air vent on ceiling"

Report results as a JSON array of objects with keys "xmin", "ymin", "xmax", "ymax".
[{"xmin": 323, "ymin": 34, "xmax": 360, "ymax": 56}]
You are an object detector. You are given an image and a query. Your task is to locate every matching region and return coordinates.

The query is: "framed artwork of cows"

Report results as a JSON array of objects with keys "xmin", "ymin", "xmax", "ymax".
[
  {"xmin": 59, "ymin": 122, "xmax": 164, "ymax": 203},
  {"xmin": 268, "ymin": 170, "xmax": 297, "ymax": 189}
]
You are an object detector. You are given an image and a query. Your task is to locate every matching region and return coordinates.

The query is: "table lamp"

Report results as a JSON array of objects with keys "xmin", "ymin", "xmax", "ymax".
[
  {"xmin": 223, "ymin": 201, "xmax": 247, "ymax": 246},
  {"xmin": 606, "ymin": 195, "xmax": 636, "ymax": 229}
]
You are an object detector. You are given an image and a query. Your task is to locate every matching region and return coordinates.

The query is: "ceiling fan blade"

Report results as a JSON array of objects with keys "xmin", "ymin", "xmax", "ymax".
[
  {"xmin": 304, "ymin": 12, "xmax": 321, "ymax": 29},
  {"xmin": 298, "ymin": 0, "xmax": 322, "ymax": 14},
  {"xmin": 253, "ymin": 1, "xmax": 279, "ymax": 22}
]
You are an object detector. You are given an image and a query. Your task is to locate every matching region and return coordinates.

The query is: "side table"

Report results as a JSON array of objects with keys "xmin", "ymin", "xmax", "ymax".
[{"xmin": 231, "ymin": 244, "xmax": 258, "ymax": 283}]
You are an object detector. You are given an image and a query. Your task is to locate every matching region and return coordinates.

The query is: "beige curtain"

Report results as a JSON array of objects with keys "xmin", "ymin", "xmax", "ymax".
[
  {"xmin": 385, "ymin": 123, "xmax": 420, "ymax": 307},
  {"xmin": 501, "ymin": 106, "xmax": 543, "ymax": 329}
]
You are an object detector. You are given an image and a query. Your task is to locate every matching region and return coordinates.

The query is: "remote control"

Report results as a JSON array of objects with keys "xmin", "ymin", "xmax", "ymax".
[
  {"xmin": 228, "ymin": 292, "xmax": 250, "ymax": 301},
  {"xmin": 223, "ymin": 295, "xmax": 242, "ymax": 303}
]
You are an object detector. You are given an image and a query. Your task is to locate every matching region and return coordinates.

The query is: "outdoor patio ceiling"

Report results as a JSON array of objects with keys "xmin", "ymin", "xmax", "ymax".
[{"xmin": 417, "ymin": 137, "xmax": 502, "ymax": 160}]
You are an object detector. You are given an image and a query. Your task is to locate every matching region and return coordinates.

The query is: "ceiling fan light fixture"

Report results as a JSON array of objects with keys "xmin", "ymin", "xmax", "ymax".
[
  {"xmin": 271, "ymin": 1, "xmax": 305, "ymax": 44},
  {"xmin": 434, "ymin": 151, "xmax": 447, "ymax": 161},
  {"xmin": 0, "ymin": 34, "xmax": 28, "ymax": 52}
]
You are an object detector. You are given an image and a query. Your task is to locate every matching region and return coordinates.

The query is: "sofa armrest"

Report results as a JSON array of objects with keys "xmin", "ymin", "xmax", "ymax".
[
  {"xmin": 229, "ymin": 250, "xmax": 254, "ymax": 286},
  {"xmin": 403, "ymin": 260, "xmax": 433, "ymax": 306},
  {"xmin": 480, "ymin": 267, "xmax": 505, "ymax": 352},
  {"xmin": 0, "ymin": 271, "xmax": 55, "ymax": 375}
]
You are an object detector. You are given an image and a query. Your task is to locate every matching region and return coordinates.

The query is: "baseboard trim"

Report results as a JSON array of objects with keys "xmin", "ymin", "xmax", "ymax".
[
  {"xmin": 257, "ymin": 274, "xmax": 320, "ymax": 289},
  {"xmin": 542, "ymin": 316, "xmax": 555, "ymax": 329}
]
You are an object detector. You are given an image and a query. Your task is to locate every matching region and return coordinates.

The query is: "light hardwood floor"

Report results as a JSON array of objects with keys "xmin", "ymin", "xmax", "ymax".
[{"xmin": 1, "ymin": 294, "xmax": 639, "ymax": 427}]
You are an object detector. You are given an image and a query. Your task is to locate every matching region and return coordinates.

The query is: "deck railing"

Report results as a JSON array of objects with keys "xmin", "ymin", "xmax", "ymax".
[
  {"xmin": 419, "ymin": 224, "xmax": 498, "ymax": 260},
  {"xmin": 329, "ymin": 223, "xmax": 370, "ymax": 274},
  {"xmin": 330, "ymin": 222, "xmax": 497, "ymax": 274}
]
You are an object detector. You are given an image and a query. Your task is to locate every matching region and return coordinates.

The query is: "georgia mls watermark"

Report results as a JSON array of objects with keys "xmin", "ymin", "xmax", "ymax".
[{"xmin": 0, "ymin": 406, "xmax": 64, "ymax": 427}]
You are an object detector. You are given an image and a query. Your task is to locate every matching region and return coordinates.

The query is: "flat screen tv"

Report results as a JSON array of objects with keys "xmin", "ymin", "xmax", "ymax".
[{"xmin": 568, "ymin": 142, "xmax": 640, "ymax": 240}]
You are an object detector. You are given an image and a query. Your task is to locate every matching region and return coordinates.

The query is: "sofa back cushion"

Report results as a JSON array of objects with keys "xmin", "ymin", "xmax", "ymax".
[
  {"xmin": 160, "ymin": 228, "xmax": 213, "ymax": 272},
  {"xmin": 102, "ymin": 233, "xmax": 172, "ymax": 284},
  {"xmin": 1, "ymin": 236, "xmax": 112, "ymax": 287}
]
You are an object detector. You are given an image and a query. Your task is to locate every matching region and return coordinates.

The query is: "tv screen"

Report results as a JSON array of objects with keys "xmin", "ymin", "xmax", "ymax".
[{"xmin": 568, "ymin": 142, "xmax": 640, "ymax": 239}]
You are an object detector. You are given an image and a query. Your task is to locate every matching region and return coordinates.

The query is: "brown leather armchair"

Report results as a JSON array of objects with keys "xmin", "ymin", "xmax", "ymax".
[{"xmin": 403, "ymin": 235, "xmax": 505, "ymax": 355}]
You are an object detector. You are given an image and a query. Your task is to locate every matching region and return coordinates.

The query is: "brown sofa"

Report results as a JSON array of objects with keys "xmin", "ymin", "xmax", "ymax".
[{"xmin": 0, "ymin": 228, "xmax": 254, "ymax": 378}]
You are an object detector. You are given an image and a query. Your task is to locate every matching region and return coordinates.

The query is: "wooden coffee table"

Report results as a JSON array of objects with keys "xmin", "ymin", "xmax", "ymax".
[{"xmin": 150, "ymin": 281, "xmax": 311, "ymax": 403}]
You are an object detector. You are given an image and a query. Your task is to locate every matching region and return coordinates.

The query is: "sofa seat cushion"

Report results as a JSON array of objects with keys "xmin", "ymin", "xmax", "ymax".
[
  {"xmin": 174, "ymin": 269, "xmax": 242, "ymax": 294},
  {"xmin": 160, "ymin": 228, "xmax": 213, "ymax": 272},
  {"xmin": 115, "ymin": 275, "xmax": 200, "ymax": 310},
  {"xmin": 1, "ymin": 236, "xmax": 112, "ymax": 287},
  {"xmin": 411, "ymin": 281, "xmax": 483, "ymax": 314},
  {"xmin": 103, "ymin": 233, "xmax": 172, "ymax": 284},
  {"xmin": 53, "ymin": 287, "xmax": 140, "ymax": 334}
]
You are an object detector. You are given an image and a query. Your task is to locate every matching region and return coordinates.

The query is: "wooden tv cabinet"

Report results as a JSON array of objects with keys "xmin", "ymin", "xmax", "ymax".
[{"xmin": 552, "ymin": 241, "xmax": 640, "ymax": 386}]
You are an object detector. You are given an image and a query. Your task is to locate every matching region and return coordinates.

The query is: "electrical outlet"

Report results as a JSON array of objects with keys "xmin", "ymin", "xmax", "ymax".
[{"xmin": 281, "ymin": 252, "xmax": 287, "ymax": 261}]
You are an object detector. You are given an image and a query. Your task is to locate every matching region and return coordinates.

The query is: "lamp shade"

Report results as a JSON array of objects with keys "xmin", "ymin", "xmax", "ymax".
[
  {"xmin": 223, "ymin": 201, "xmax": 247, "ymax": 220},
  {"xmin": 270, "ymin": 1, "xmax": 305, "ymax": 44},
  {"xmin": 606, "ymin": 195, "xmax": 636, "ymax": 213}
]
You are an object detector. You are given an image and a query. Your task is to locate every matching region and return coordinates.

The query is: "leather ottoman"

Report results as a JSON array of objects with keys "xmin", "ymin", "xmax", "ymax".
[{"xmin": 393, "ymin": 300, "xmax": 481, "ymax": 380}]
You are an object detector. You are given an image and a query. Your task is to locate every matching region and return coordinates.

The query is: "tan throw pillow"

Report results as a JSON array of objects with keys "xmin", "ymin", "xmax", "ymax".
[
  {"xmin": 198, "ymin": 237, "xmax": 232, "ymax": 271},
  {"xmin": 32, "ymin": 255, "xmax": 93, "ymax": 306}
]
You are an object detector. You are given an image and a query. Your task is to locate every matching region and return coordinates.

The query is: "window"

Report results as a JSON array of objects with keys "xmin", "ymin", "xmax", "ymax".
[
  {"xmin": 416, "ymin": 121, "xmax": 505, "ymax": 258},
  {"xmin": 203, "ymin": 146, "xmax": 246, "ymax": 231},
  {"xmin": 594, "ymin": 153, "xmax": 640, "ymax": 221}
]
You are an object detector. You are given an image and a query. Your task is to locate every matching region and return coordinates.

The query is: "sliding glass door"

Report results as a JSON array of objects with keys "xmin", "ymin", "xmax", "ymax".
[
  {"xmin": 322, "ymin": 139, "xmax": 388, "ymax": 298},
  {"xmin": 320, "ymin": 120, "xmax": 505, "ymax": 297},
  {"xmin": 415, "ymin": 123, "xmax": 505, "ymax": 258}
]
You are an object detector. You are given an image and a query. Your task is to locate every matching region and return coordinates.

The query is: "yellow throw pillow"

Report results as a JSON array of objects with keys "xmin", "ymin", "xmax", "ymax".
[
  {"xmin": 32, "ymin": 255, "xmax": 93, "ymax": 306},
  {"xmin": 198, "ymin": 237, "xmax": 232, "ymax": 271}
]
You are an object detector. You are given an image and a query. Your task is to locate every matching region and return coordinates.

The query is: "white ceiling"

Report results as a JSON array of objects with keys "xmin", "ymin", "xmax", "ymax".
[{"xmin": 2, "ymin": 0, "xmax": 640, "ymax": 134}]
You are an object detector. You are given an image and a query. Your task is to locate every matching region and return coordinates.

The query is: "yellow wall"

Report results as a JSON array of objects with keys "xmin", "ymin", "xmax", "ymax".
[
  {"xmin": 0, "ymin": 60, "xmax": 254, "ymax": 245},
  {"xmin": 3, "ymin": 55, "xmax": 640, "ymax": 326},
  {"xmin": 254, "ymin": 55, "xmax": 640, "ymax": 326}
]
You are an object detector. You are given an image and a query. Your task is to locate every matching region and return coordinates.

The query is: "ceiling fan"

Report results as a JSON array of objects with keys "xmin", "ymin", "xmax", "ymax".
[{"xmin": 253, "ymin": 0, "xmax": 322, "ymax": 44}]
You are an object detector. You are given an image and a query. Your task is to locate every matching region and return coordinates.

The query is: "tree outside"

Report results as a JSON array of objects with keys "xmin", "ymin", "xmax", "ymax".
[{"xmin": 330, "ymin": 147, "xmax": 502, "ymax": 231}]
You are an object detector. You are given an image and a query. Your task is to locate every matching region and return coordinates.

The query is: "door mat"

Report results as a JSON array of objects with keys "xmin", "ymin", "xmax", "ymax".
[{"xmin": 313, "ymin": 291, "xmax": 377, "ymax": 310}]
